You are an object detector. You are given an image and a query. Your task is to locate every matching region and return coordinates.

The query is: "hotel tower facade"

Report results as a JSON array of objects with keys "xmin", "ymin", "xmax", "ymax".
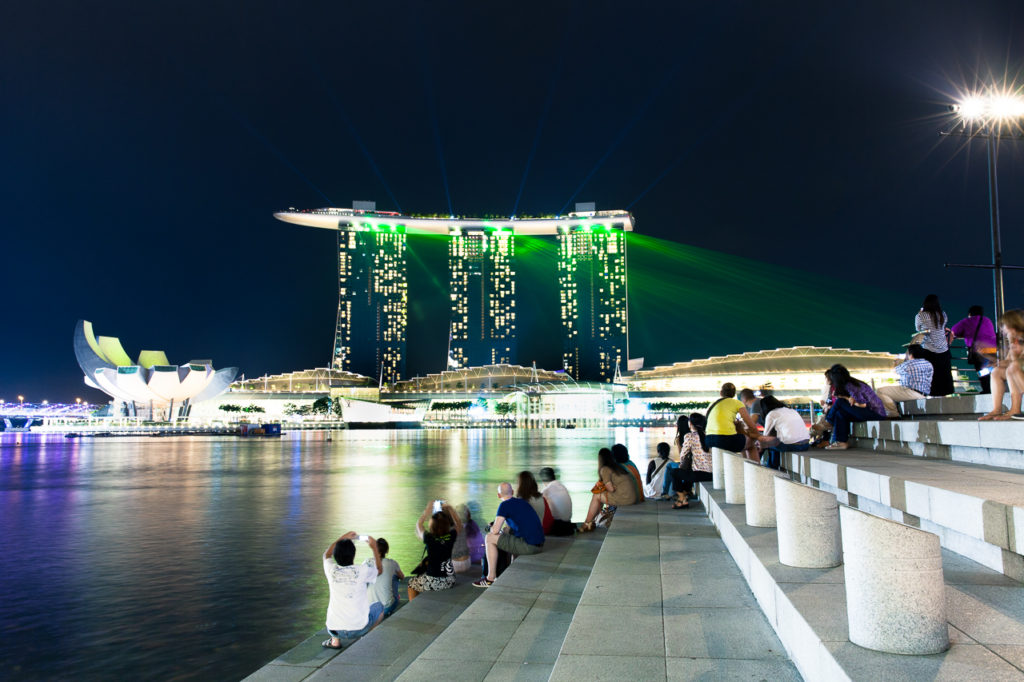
[{"xmin": 275, "ymin": 204, "xmax": 633, "ymax": 383}]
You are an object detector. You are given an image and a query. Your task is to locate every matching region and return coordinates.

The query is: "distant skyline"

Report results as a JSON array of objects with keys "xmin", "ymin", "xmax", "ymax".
[{"xmin": 2, "ymin": 1, "xmax": 1024, "ymax": 400}]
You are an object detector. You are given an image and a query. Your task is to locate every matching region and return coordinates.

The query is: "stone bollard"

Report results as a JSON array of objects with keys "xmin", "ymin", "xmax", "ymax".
[
  {"xmin": 722, "ymin": 452, "xmax": 746, "ymax": 504},
  {"xmin": 743, "ymin": 460, "xmax": 780, "ymax": 527},
  {"xmin": 839, "ymin": 505, "xmax": 949, "ymax": 655},
  {"xmin": 711, "ymin": 447, "xmax": 727, "ymax": 489},
  {"xmin": 774, "ymin": 477, "xmax": 841, "ymax": 568}
]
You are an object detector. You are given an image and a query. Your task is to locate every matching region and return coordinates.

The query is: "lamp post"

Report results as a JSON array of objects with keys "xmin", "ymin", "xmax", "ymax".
[{"xmin": 941, "ymin": 89, "xmax": 1024, "ymax": 326}]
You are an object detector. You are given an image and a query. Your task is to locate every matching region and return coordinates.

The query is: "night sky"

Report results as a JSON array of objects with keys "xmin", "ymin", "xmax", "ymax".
[{"xmin": 3, "ymin": 1, "xmax": 1024, "ymax": 401}]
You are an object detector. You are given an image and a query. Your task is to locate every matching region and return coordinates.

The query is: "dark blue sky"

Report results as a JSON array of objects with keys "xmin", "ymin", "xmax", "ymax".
[{"xmin": 2, "ymin": 1, "xmax": 1023, "ymax": 401}]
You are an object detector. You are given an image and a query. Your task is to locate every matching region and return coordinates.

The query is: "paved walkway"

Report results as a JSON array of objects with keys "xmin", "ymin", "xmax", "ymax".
[{"xmin": 550, "ymin": 502, "xmax": 800, "ymax": 681}]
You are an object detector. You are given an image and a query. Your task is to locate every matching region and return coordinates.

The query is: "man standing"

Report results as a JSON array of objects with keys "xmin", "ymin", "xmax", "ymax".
[
  {"xmin": 539, "ymin": 467, "xmax": 574, "ymax": 535},
  {"xmin": 877, "ymin": 344, "xmax": 934, "ymax": 417},
  {"xmin": 322, "ymin": 532, "xmax": 384, "ymax": 650},
  {"xmin": 473, "ymin": 482, "xmax": 544, "ymax": 587}
]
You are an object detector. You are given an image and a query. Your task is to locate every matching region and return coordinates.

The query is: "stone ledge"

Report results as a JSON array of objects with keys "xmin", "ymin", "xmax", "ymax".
[
  {"xmin": 700, "ymin": 485, "xmax": 1024, "ymax": 681},
  {"xmin": 782, "ymin": 449, "xmax": 1024, "ymax": 580}
]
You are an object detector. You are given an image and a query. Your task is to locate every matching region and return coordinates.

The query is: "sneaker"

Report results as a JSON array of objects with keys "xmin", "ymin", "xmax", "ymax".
[{"xmin": 472, "ymin": 578, "xmax": 494, "ymax": 588}]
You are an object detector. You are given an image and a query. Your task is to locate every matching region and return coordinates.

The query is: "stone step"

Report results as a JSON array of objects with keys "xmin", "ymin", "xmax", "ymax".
[
  {"xmin": 550, "ymin": 503, "xmax": 800, "ymax": 681},
  {"xmin": 893, "ymin": 393, "xmax": 1009, "ymax": 417},
  {"xmin": 853, "ymin": 415, "xmax": 1024, "ymax": 469},
  {"xmin": 781, "ymin": 448, "xmax": 1024, "ymax": 581},
  {"xmin": 701, "ymin": 485, "xmax": 1024, "ymax": 681}
]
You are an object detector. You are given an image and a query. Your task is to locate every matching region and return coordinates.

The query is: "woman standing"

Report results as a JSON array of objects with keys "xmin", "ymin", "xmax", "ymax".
[
  {"xmin": 824, "ymin": 364, "xmax": 886, "ymax": 450},
  {"xmin": 579, "ymin": 447, "xmax": 637, "ymax": 532},
  {"xmin": 669, "ymin": 413, "xmax": 712, "ymax": 509},
  {"xmin": 915, "ymin": 294, "xmax": 953, "ymax": 396},
  {"xmin": 951, "ymin": 305, "xmax": 998, "ymax": 394},
  {"xmin": 408, "ymin": 501, "xmax": 462, "ymax": 599}
]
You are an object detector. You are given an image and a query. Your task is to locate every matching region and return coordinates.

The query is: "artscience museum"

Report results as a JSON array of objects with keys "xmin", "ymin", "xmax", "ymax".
[{"xmin": 74, "ymin": 320, "xmax": 237, "ymax": 421}]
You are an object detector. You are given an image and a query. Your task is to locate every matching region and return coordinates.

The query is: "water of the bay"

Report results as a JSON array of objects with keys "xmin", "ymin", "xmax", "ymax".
[{"xmin": 0, "ymin": 426, "xmax": 673, "ymax": 680}]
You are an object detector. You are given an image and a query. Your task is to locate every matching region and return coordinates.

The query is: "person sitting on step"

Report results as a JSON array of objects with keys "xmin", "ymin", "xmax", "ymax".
[
  {"xmin": 876, "ymin": 344, "xmax": 933, "ymax": 418},
  {"xmin": 473, "ymin": 482, "xmax": 545, "ymax": 587},
  {"xmin": 669, "ymin": 413, "xmax": 712, "ymax": 509},
  {"xmin": 321, "ymin": 533, "xmax": 384, "ymax": 650},
  {"xmin": 580, "ymin": 447, "xmax": 638, "ymax": 530},
  {"xmin": 367, "ymin": 538, "xmax": 405, "ymax": 617},
  {"xmin": 980, "ymin": 309, "xmax": 1024, "ymax": 421},
  {"xmin": 823, "ymin": 364, "xmax": 886, "ymax": 450}
]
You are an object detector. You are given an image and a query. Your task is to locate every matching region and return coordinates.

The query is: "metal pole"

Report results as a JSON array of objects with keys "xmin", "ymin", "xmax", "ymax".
[{"xmin": 986, "ymin": 132, "xmax": 1006, "ymax": 326}]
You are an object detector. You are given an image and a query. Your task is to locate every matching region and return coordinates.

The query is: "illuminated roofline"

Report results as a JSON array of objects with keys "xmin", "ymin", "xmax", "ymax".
[
  {"xmin": 274, "ymin": 207, "xmax": 635, "ymax": 236},
  {"xmin": 632, "ymin": 346, "xmax": 901, "ymax": 378}
]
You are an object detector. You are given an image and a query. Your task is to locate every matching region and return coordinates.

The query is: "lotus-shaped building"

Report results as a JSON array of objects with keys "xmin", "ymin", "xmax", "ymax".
[{"xmin": 74, "ymin": 320, "xmax": 237, "ymax": 420}]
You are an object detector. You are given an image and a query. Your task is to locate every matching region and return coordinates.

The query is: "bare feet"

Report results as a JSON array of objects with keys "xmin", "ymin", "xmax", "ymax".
[
  {"xmin": 979, "ymin": 411, "xmax": 1004, "ymax": 421},
  {"xmin": 993, "ymin": 413, "xmax": 1017, "ymax": 421},
  {"xmin": 825, "ymin": 442, "xmax": 849, "ymax": 450}
]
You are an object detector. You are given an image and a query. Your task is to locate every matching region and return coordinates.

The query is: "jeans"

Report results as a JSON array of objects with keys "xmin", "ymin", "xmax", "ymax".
[
  {"xmin": 827, "ymin": 401, "xmax": 881, "ymax": 443},
  {"xmin": 662, "ymin": 461, "xmax": 679, "ymax": 496},
  {"xmin": 761, "ymin": 440, "xmax": 809, "ymax": 469},
  {"xmin": 329, "ymin": 600, "xmax": 385, "ymax": 639}
]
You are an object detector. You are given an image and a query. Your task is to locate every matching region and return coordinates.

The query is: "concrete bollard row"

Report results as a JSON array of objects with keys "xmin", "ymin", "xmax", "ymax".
[
  {"xmin": 839, "ymin": 505, "xmax": 949, "ymax": 655},
  {"xmin": 722, "ymin": 452, "xmax": 746, "ymax": 504},
  {"xmin": 743, "ymin": 460, "xmax": 782, "ymax": 527},
  {"xmin": 711, "ymin": 447, "xmax": 727, "ymax": 490},
  {"xmin": 773, "ymin": 477, "xmax": 842, "ymax": 568}
]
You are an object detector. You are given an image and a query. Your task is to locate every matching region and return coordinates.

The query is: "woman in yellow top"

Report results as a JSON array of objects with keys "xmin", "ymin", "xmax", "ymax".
[
  {"xmin": 579, "ymin": 447, "xmax": 638, "ymax": 532},
  {"xmin": 705, "ymin": 383, "xmax": 760, "ymax": 460}
]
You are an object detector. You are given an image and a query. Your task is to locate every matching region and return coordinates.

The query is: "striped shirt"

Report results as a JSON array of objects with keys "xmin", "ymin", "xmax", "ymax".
[{"xmin": 915, "ymin": 310, "xmax": 949, "ymax": 353}]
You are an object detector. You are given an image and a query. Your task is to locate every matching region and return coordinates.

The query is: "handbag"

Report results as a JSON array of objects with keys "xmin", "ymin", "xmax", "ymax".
[
  {"xmin": 591, "ymin": 480, "xmax": 606, "ymax": 494},
  {"xmin": 966, "ymin": 316, "xmax": 985, "ymax": 365}
]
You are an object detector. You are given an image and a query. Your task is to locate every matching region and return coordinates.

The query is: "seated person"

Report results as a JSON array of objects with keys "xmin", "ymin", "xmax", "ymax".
[
  {"xmin": 457, "ymin": 503, "xmax": 485, "ymax": 564},
  {"xmin": 451, "ymin": 505, "xmax": 473, "ymax": 573},
  {"xmin": 824, "ymin": 364, "xmax": 886, "ymax": 449},
  {"xmin": 981, "ymin": 309, "xmax": 1024, "ymax": 421},
  {"xmin": 877, "ymin": 344, "xmax": 933, "ymax": 417},
  {"xmin": 579, "ymin": 447, "xmax": 639, "ymax": 530},
  {"xmin": 516, "ymin": 470, "xmax": 553, "ymax": 534},
  {"xmin": 612, "ymin": 443, "xmax": 645, "ymax": 502},
  {"xmin": 754, "ymin": 395, "xmax": 810, "ymax": 469},
  {"xmin": 322, "ymin": 533, "xmax": 383, "ymax": 650},
  {"xmin": 408, "ymin": 501, "xmax": 461, "ymax": 599},
  {"xmin": 473, "ymin": 482, "xmax": 544, "ymax": 587},
  {"xmin": 669, "ymin": 413, "xmax": 711, "ymax": 509},
  {"xmin": 644, "ymin": 442, "xmax": 672, "ymax": 498},
  {"xmin": 707, "ymin": 383, "xmax": 761, "ymax": 461},
  {"xmin": 539, "ymin": 467, "xmax": 575, "ymax": 535},
  {"xmin": 367, "ymin": 538, "xmax": 404, "ymax": 617}
]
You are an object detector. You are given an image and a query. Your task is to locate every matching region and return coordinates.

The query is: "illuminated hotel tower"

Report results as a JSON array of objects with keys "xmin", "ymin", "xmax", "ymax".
[
  {"xmin": 448, "ymin": 227, "xmax": 516, "ymax": 367},
  {"xmin": 333, "ymin": 225, "xmax": 407, "ymax": 383},
  {"xmin": 275, "ymin": 205, "xmax": 633, "ymax": 383},
  {"xmin": 558, "ymin": 223, "xmax": 629, "ymax": 382}
]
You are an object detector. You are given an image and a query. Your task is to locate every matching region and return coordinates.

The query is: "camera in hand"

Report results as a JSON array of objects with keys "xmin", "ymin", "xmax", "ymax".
[
  {"xmin": 357, "ymin": 534, "xmax": 369, "ymax": 542},
  {"xmin": 432, "ymin": 499, "xmax": 444, "ymax": 514}
]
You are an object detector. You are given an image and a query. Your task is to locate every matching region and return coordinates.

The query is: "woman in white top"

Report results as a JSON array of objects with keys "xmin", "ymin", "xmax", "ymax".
[
  {"xmin": 915, "ymin": 294, "xmax": 953, "ymax": 397},
  {"xmin": 754, "ymin": 395, "xmax": 810, "ymax": 469}
]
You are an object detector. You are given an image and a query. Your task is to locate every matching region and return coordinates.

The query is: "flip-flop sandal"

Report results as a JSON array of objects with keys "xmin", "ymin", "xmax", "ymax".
[{"xmin": 322, "ymin": 639, "xmax": 344, "ymax": 650}]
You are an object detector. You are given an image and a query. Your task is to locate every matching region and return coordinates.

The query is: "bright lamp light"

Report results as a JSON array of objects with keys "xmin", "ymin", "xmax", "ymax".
[{"xmin": 953, "ymin": 90, "xmax": 1024, "ymax": 124}]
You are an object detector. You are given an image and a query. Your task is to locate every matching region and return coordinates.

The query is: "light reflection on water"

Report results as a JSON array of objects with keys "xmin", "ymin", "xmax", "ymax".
[{"xmin": 0, "ymin": 426, "xmax": 671, "ymax": 680}]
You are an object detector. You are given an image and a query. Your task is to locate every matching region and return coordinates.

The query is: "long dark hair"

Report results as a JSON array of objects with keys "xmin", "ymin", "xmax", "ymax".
[
  {"xmin": 922, "ymin": 294, "xmax": 944, "ymax": 328},
  {"xmin": 688, "ymin": 412, "xmax": 707, "ymax": 451},
  {"xmin": 429, "ymin": 511, "xmax": 452, "ymax": 537},
  {"xmin": 826, "ymin": 364, "xmax": 864, "ymax": 396},
  {"xmin": 516, "ymin": 470, "xmax": 541, "ymax": 500},
  {"xmin": 761, "ymin": 394, "xmax": 786, "ymax": 414},
  {"xmin": 675, "ymin": 414, "xmax": 690, "ymax": 449},
  {"xmin": 598, "ymin": 447, "xmax": 627, "ymax": 475}
]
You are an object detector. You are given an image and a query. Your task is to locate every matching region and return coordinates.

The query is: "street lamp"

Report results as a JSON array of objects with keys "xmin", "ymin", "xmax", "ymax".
[
  {"xmin": 941, "ymin": 87, "xmax": 1024, "ymax": 327},
  {"xmin": 18, "ymin": 395, "xmax": 24, "ymax": 405}
]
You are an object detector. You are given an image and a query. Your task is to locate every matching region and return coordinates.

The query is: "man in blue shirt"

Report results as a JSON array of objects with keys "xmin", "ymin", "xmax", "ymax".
[
  {"xmin": 473, "ymin": 482, "xmax": 544, "ymax": 587},
  {"xmin": 877, "ymin": 344, "xmax": 934, "ymax": 417}
]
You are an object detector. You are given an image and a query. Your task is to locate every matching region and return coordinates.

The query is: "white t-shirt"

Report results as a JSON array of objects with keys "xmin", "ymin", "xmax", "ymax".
[
  {"xmin": 763, "ymin": 407, "xmax": 810, "ymax": 445},
  {"xmin": 323, "ymin": 557, "xmax": 377, "ymax": 631},
  {"xmin": 368, "ymin": 557, "xmax": 400, "ymax": 608},
  {"xmin": 542, "ymin": 480, "xmax": 572, "ymax": 522}
]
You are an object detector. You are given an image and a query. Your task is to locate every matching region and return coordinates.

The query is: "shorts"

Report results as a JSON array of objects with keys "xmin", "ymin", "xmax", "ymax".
[
  {"xmin": 328, "ymin": 600, "xmax": 384, "ymax": 639},
  {"xmin": 408, "ymin": 572, "xmax": 456, "ymax": 592},
  {"xmin": 496, "ymin": 533, "xmax": 543, "ymax": 556}
]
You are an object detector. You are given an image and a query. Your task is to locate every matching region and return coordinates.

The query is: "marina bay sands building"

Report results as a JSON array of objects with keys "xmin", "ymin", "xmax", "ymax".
[{"xmin": 274, "ymin": 204, "xmax": 634, "ymax": 383}]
